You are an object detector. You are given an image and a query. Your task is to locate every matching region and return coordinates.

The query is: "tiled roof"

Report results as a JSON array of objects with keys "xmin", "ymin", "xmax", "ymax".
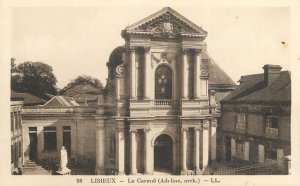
[
  {"xmin": 201, "ymin": 52, "xmax": 236, "ymax": 89},
  {"xmin": 11, "ymin": 90, "xmax": 46, "ymax": 106},
  {"xmin": 73, "ymin": 94, "xmax": 97, "ymax": 103},
  {"xmin": 64, "ymin": 84, "xmax": 98, "ymax": 97},
  {"xmin": 43, "ymin": 96, "xmax": 80, "ymax": 107},
  {"xmin": 107, "ymin": 46, "xmax": 236, "ymax": 89},
  {"xmin": 222, "ymin": 71, "xmax": 291, "ymax": 103}
]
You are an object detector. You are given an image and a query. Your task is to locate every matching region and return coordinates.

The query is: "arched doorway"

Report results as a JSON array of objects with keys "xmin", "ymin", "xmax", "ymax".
[{"xmin": 154, "ymin": 134, "xmax": 173, "ymax": 173}]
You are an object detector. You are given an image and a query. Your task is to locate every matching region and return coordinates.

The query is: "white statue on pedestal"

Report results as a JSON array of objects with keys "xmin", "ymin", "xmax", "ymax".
[
  {"xmin": 56, "ymin": 146, "xmax": 71, "ymax": 175},
  {"xmin": 60, "ymin": 146, "xmax": 68, "ymax": 171}
]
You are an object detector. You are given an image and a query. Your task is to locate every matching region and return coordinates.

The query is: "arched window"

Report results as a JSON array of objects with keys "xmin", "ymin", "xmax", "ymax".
[{"xmin": 155, "ymin": 65, "xmax": 172, "ymax": 99}]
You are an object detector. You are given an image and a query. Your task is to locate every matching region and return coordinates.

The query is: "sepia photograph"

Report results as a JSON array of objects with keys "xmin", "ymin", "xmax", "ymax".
[{"xmin": 1, "ymin": 0, "xmax": 300, "ymax": 185}]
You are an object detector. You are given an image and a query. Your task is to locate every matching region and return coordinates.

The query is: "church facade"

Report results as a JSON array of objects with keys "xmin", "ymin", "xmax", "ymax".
[
  {"xmin": 20, "ymin": 7, "xmax": 235, "ymax": 175},
  {"xmin": 98, "ymin": 7, "xmax": 235, "ymax": 175}
]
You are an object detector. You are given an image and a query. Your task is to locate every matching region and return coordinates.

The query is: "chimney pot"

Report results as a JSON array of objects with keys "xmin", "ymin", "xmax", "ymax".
[{"xmin": 263, "ymin": 64, "xmax": 282, "ymax": 86}]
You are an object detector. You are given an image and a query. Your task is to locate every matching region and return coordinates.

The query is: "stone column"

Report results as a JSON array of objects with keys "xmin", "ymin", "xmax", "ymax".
[
  {"xmin": 144, "ymin": 47, "xmax": 151, "ymax": 99},
  {"xmin": 130, "ymin": 47, "xmax": 136, "ymax": 99},
  {"xmin": 277, "ymin": 149, "xmax": 284, "ymax": 171},
  {"xmin": 116, "ymin": 126, "xmax": 125, "ymax": 174},
  {"xmin": 37, "ymin": 127, "xmax": 44, "ymax": 160},
  {"xmin": 210, "ymin": 119, "xmax": 217, "ymax": 161},
  {"xmin": 244, "ymin": 141, "xmax": 249, "ymax": 161},
  {"xmin": 231, "ymin": 138, "xmax": 236, "ymax": 159},
  {"xmin": 258, "ymin": 144, "xmax": 264, "ymax": 163},
  {"xmin": 181, "ymin": 49, "xmax": 188, "ymax": 99},
  {"xmin": 194, "ymin": 49, "xmax": 201, "ymax": 99},
  {"xmin": 144, "ymin": 127, "xmax": 152, "ymax": 174},
  {"xmin": 202, "ymin": 121, "xmax": 209, "ymax": 171},
  {"xmin": 181, "ymin": 127, "xmax": 188, "ymax": 172},
  {"xmin": 115, "ymin": 77, "xmax": 120, "ymax": 100},
  {"xmin": 130, "ymin": 129, "xmax": 137, "ymax": 174},
  {"xmin": 194, "ymin": 127, "xmax": 200, "ymax": 172},
  {"xmin": 96, "ymin": 121, "xmax": 105, "ymax": 174}
]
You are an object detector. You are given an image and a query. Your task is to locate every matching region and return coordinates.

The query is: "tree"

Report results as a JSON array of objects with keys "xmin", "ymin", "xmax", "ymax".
[
  {"xmin": 61, "ymin": 75, "xmax": 103, "ymax": 94},
  {"xmin": 11, "ymin": 59, "xmax": 57, "ymax": 100}
]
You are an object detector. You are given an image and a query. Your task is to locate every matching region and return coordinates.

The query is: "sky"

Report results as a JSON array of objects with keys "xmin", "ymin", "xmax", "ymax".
[{"xmin": 11, "ymin": 6, "xmax": 291, "ymax": 88}]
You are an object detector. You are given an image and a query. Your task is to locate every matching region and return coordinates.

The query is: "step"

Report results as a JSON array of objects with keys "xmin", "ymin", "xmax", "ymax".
[{"xmin": 25, "ymin": 163, "xmax": 39, "ymax": 167}]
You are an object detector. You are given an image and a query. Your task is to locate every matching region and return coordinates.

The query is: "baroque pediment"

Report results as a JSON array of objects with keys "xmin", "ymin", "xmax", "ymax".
[{"xmin": 124, "ymin": 7, "xmax": 207, "ymax": 38}]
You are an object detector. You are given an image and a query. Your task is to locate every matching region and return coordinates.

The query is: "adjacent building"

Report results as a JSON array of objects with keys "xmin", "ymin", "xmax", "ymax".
[
  {"xmin": 219, "ymin": 64, "xmax": 291, "ymax": 173},
  {"xmin": 11, "ymin": 100, "xmax": 23, "ymax": 173}
]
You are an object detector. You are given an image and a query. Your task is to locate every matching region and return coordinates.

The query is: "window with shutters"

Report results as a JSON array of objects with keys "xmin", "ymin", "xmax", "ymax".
[
  {"xmin": 235, "ymin": 106, "xmax": 247, "ymax": 132},
  {"xmin": 235, "ymin": 114, "xmax": 246, "ymax": 132},
  {"xmin": 265, "ymin": 115, "xmax": 279, "ymax": 137}
]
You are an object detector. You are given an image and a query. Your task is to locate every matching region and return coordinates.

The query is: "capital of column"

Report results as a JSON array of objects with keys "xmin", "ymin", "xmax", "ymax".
[
  {"xmin": 211, "ymin": 119, "xmax": 218, "ymax": 127},
  {"xmin": 182, "ymin": 48, "xmax": 190, "ymax": 55},
  {"xmin": 130, "ymin": 47, "xmax": 137, "ymax": 53},
  {"xmin": 181, "ymin": 127, "xmax": 188, "ymax": 132},
  {"xmin": 143, "ymin": 127, "xmax": 151, "ymax": 133},
  {"xmin": 129, "ymin": 129, "xmax": 137, "ymax": 133},
  {"xmin": 144, "ymin": 47, "xmax": 151, "ymax": 53},
  {"xmin": 194, "ymin": 125, "xmax": 202, "ymax": 131},
  {"xmin": 203, "ymin": 120, "xmax": 210, "ymax": 130},
  {"xmin": 195, "ymin": 49, "xmax": 202, "ymax": 55}
]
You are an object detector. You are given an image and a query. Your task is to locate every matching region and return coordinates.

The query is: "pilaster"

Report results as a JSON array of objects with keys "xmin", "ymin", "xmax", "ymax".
[
  {"xmin": 181, "ymin": 49, "xmax": 189, "ymax": 99},
  {"xmin": 130, "ymin": 129, "xmax": 137, "ymax": 174},
  {"xmin": 144, "ymin": 47, "xmax": 151, "ymax": 100},
  {"xmin": 181, "ymin": 127, "xmax": 188, "ymax": 173},
  {"xmin": 210, "ymin": 119, "xmax": 217, "ymax": 161},
  {"xmin": 95, "ymin": 121, "xmax": 105, "ymax": 175},
  {"xmin": 194, "ymin": 49, "xmax": 201, "ymax": 99},
  {"xmin": 130, "ymin": 47, "xmax": 137, "ymax": 99},
  {"xmin": 202, "ymin": 120, "xmax": 209, "ymax": 172}
]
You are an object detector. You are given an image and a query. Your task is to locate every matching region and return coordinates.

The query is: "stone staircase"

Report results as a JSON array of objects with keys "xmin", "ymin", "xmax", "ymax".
[{"xmin": 22, "ymin": 160, "xmax": 50, "ymax": 175}]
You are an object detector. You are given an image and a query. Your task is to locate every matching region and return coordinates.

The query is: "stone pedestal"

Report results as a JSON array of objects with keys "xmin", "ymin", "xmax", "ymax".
[{"xmin": 56, "ymin": 146, "xmax": 71, "ymax": 175}]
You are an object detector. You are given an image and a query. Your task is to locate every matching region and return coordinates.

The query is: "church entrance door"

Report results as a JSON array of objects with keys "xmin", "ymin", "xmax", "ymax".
[{"xmin": 154, "ymin": 134, "xmax": 173, "ymax": 173}]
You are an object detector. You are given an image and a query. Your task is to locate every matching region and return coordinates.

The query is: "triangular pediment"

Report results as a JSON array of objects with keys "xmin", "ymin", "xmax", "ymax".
[{"xmin": 125, "ymin": 7, "xmax": 207, "ymax": 38}]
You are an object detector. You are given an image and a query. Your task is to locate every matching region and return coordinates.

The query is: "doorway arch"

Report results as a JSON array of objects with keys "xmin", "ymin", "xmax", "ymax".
[{"xmin": 153, "ymin": 134, "xmax": 173, "ymax": 173}]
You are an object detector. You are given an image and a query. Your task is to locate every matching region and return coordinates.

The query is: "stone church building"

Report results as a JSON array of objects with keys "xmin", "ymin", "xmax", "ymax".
[{"xmin": 20, "ymin": 7, "xmax": 235, "ymax": 175}]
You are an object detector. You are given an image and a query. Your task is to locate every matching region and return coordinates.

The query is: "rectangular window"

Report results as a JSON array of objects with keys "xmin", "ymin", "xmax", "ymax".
[
  {"xmin": 265, "ymin": 149, "xmax": 277, "ymax": 160},
  {"xmin": 201, "ymin": 79, "xmax": 207, "ymax": 96},
  {"xmin": 266, "ymin": 116, "xmax": 278, "ymax": 136},
  {"xmin": 11, "ymin": 113, "xmax": 14, "ymax": 132},
  {"xmin": 63, "ymin": 126, "xmax": 71, "ymax": 156},
  {"xmin": 17, "ymin": 111, "xmax": 22, "ymax": 130},
  {"xmin": 44, "ymin": 126, "xmax": 57, "ymax": 151},
  {"xmin": 236, "ymin": 143, "xmax": 244, "ymax": 160},
  {"xmin": 235, "ymin": 114, "xmax": 246, "ymax": 131},
  {"xmin": 29, "ymin": 127, "xmax": 37, "ymax": 132},
  {"xmin": 18, "ymin": 141, "xmax": 22, "ymax": 158},
  {"xmin": 11, "ymin": 145, "xmax": 14, "ymax": 164}
]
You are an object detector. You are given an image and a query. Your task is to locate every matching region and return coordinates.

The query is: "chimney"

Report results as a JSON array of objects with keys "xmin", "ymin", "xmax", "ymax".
[{"xmin": 263, "ymin": 64, "xmax": 282, "ymax": 86}]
